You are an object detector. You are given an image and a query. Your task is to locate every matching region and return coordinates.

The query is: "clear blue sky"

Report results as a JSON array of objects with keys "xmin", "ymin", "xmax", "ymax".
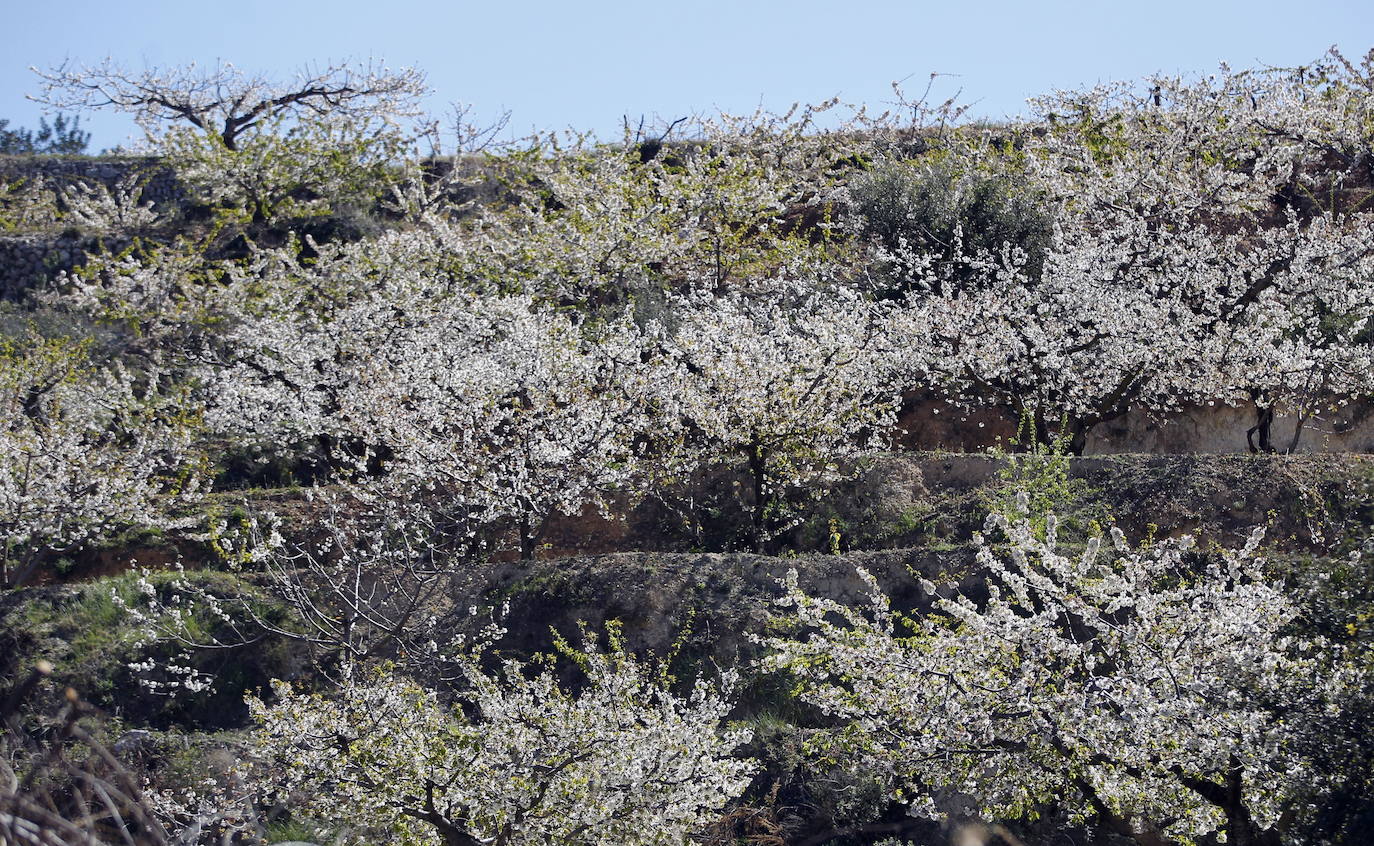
[{"xmin": 4, "ymin": 0, "xmax": 1372, "ymax": 151}]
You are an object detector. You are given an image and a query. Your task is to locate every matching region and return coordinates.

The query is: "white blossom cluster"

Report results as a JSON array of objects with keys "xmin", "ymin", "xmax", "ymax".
[
  {"xmin": 665, "ymin": 284, "xmax": 902, "ymax": 545},
  {"xmin": 59, "ymin": 172, "xmax": 165, "ymax": 232},
  {"xmin": 762, "ymin": 512, "xmax": 1352, "ymax": 842},
  {"xmin": 881, "ymin": 53, "xmax": 1374, "ymax": 446},
  {"xmin": 249, "ymin": 639, "xmax": 754, "ymax": 846},
  {"xmin": 0, "ymin": 334, "xmax": 200, "ymax": 584}
]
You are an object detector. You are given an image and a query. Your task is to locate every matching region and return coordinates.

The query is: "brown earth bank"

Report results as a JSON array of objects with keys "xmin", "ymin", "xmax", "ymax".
[{"xmin": 896, "ymin": 393, "xmax": 1374, "ymax": 454}]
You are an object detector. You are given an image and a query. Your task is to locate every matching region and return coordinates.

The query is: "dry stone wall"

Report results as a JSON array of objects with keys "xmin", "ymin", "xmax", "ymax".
[
  {"xmin": 0, "ymin": 231, "xmax": 107, "ymax": 300},
  {"xmin": 0, "ymin": 156, "xmax": 175, "ymax": 299},
  {"xmin": 0, "ymin": 155, "xmax": 180, "ymax": 206}
]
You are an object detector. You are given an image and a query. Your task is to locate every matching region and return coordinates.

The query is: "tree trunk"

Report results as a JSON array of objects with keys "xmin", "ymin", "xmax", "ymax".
[
  {"xmin": 747, "ymin": 436, "xmax": 769, "ymax": 554},
  {"xmin": 1285, "ymin": 408, "xmax": 1313, "ymax": 454},
  {"xmin": 518, "ymin": 511, "xmax": 536, "ymax": 561},
  {"xmin": 1247, "ymin": 402, "xmax": 1275, "ymax": 454},
  {"xmin": 1221, "ymin": 756, "xmax": 1282, "ymax": 846},
  {"xmin": 441, "ymin": 829, "xmax": 486, "ymax": 846},
  {"xmin": 1066, "ymin": 417, "xmax": 1091, "ymax": 456}
]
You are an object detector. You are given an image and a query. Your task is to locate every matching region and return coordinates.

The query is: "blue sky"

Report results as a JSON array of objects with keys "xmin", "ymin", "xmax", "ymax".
[{"xmin": 4, "ymin": 0, "xmax": 1372, "ymax": 151}]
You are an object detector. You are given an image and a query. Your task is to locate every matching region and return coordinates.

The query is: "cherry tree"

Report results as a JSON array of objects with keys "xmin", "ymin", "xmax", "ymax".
[
  {"xmin": 763, "ymin": 509, "xmax": 1355, "ymax": 845},
  {"xmin": 31, "ymin": 58, "xmax": 427, "ymax": 150},
  {"xmin": 32, "ymin": 58, "xmax": 428, "ymax": 233},
  {"xmin": 163, "ymin": 112, "xmax": 412, "ymax": 225},
  {"xmin": 115, "ymin": 489, "xmax": 467, "ymax": 691},
  {"xmin": 170, "ymin": 237, "xmax": 668, "ymax": 557},
  {"xmin": 50, "ymin": 221, "xmax": 667, "ymax": 555},
  {"xmin": 458, "ymin": 103, "xmax": 916, "ymax": 308},
  {"xmin": 0, "ymin": 333, "xmax": 201, "ymax": 585},
  {"xmin": 662, "ymin": 285, "xmax": 900, "ymax": 551},
  {"xmin": 334, "ymin": 296, "xmax": 660, "ymax": 559},
  {"xmin": 45, "ymin": 242, "xmax": 330, "ymax": 468},
  {"xmin": 250, "ymin": 635, "xmax": 754, "ymax": 846}
]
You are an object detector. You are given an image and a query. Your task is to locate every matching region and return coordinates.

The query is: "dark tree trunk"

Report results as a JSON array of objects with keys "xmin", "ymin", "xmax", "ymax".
[
  {"xmin": 518, "ymin": 511, "xmax": 536, "ymax": 561},
  {"xmin": 747, "ymin": 436, "xmax": 769, "ymax": 554},
  {"xmin": 1247, "ymin": 402, "xmax": 1275, "ymax": 454},
  {"xmin": 1066, "ymin": 418, "xmax": 1091, "ymax": 456},
  {"xmin": 441, "ymin": 829, "xmax": 485, "ymax": 846}
]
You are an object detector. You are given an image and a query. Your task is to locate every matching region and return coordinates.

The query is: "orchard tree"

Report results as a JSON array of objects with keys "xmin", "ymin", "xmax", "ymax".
[
  {"xmin": 891, "ymin": 206, "xmax": 1374, "ymax": 452},
  {"xmin": 250, "ymin": 633, "xmax": 755, "ymax": 846},
  {"xmin": 33, "ymin": 59, "xmax": 427, "ymax": 230},
  {"xmin": 46, "ymin": 242, "xmax": 315, "ymax": 449},
  {"xmin": 146, "ymin": 234, "xmax": 668, "ymax": 557},
  {"xmin": 332, "ymin": 294, "xmax": 663, "ymax": 559},
  {"xmin": 115, "ymin": 490, "xmax": 469, "ymax": 688},
  {"xmin": 31, "ymin": 58, "xmax": 426, "ymax": 151},
  {"xmin": 161, "ymin": 112, "xmax": 412, "ymax": 225},
  {"xmin": 0, "ymin": 333, "xmax": 202, "ymax": 586},
  {"xmin": 764, "ymin": 509, "xmax": 1358, "ymax": 845},
  {"xmin": 53, "ymin": 232, "xmax": 475, "ymax": 470},
  {"xmin": 461, "ymin": 102, "xmax": 923, "ymax": 308},
  {"xmin": 663, "ymin": 284, "xmax": 900, "ymax": 551}
]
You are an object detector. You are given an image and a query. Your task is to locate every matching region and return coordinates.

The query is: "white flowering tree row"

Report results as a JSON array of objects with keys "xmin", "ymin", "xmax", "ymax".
[
  {"xmin": 762, "ymin": 509, "xmax": 1365, "ymax": 846},
  {"xmin": 215, "ymin": 502, "xmax": 1365, "ymax": 846},
  {"xmin": 49, "ymin": 219, "xmax": 904, "ymax": 556},
  {"xmin": 250, "ymin": 632, "xmax": 754, "ymax": 846},
  {"xmin": 879, "ymin": 51, "xmax": 1374, "ymax": 450},
  {"xmin": 18, "ymin": 49, "xmax": 1374, "ymax": 569},
  {"xmin": 29, "ymin": 49, "xmax": 1374, "ymax": 421}
]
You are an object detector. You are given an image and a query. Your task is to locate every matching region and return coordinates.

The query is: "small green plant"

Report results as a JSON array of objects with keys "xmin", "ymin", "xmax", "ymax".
[{"xmin": 984, "ymin": 407, "xmax": 1079, "ymax": 539}]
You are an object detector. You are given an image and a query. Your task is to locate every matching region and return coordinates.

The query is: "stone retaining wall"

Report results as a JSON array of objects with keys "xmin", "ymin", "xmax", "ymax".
[
  {"xmin": 0, "ymin": 231, "xmax": 132, "ymax": 300},
  {"xmin": 0, "ymin": 156, "xmax": 177, "ymax": 298},
  {"xmin": 0, "ymin": 155, "xmax": 181, "ymax": 206}
]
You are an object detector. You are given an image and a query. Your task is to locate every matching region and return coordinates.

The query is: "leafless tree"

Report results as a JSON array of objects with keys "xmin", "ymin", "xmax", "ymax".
[{"xmin": 129, "ymin": 489, "xmax": 473, "ymax": 688}]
